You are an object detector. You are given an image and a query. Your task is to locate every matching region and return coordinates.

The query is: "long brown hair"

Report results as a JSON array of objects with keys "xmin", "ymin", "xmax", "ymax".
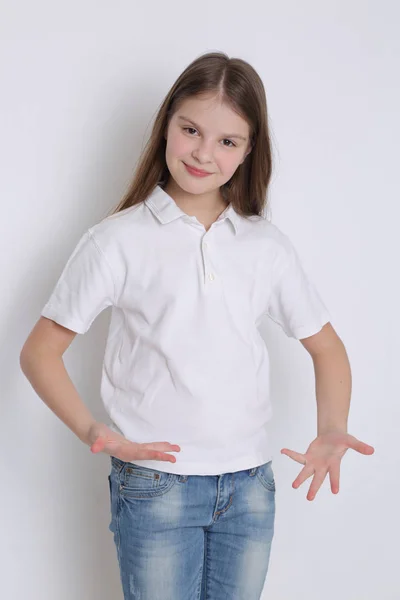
[{"xmin": 107, "ymin": 51, "xmax": 274, "ymax": 218}]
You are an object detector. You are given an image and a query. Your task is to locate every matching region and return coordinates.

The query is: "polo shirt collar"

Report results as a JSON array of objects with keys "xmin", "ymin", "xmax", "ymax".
[{"xmin": 145, "ymin": 185, "xmax": 240, "ymax": 234}]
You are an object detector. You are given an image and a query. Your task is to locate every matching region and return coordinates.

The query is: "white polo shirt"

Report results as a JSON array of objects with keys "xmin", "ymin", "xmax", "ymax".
[{"xmin": 41, "ymin": 184, "xmax": 331, "ymax": 475}]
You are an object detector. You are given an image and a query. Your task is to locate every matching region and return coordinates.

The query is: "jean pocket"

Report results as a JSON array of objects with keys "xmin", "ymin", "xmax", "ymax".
[
  {"xmin": 118, "ymin": 462, "xmax": 177, "ymax": 499},
  {"xmin": 255, "ymin": 461, "xmax": 276, "ymax": 492}
]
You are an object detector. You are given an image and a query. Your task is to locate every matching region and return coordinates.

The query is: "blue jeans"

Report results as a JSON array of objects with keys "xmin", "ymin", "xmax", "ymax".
[{"xmin": 108, "ymin": 456, "xmax": 276, "ymax": 599}]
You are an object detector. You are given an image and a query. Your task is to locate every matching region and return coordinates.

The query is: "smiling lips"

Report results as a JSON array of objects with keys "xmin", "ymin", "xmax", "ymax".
[{"xmin": 184, "ymin": 163, "xmax": 213, "ymax": 177}]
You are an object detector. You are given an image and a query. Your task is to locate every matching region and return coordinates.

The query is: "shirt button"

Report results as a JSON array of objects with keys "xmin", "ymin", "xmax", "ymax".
[{"xmin": 208, "ymin": 273, "xmax": 215, "ymax": 281}]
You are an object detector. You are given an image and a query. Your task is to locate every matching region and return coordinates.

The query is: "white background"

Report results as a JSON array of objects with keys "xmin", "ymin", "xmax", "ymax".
[{"xmin": 1, "ymin": 1, "xmax": 398, "ymax": 598}]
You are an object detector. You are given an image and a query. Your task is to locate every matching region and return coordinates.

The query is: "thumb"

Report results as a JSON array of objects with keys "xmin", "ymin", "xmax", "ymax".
[{"xmin": 90, "ymin": 435, "xmax": 107, "ymax": 454}]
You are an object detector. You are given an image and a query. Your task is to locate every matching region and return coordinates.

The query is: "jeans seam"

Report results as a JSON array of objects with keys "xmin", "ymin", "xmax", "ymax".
[
  {"xmin": 204, "ymin": 530, "xmax": 208, "ymax": 600},
  {"xmin": 204, "ymin": 532, "xmax": 208, "ymax": 600},
  {"xmin": 196, "ymin": 532, "xmax": 206, "ymax": 600},
  {"xmin": 115, "ymin": 479, "xmax": 122, "ymax": 564},
  {"xmin": 213, "ymin": 473, "xmax": 235, "ymax": 520},
  {"xmin": 256, "ymin": 461, "xmax": 275, "ymax": 492}
]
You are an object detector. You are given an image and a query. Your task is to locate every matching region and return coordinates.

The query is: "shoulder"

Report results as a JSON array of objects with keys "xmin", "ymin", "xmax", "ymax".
[
  {"xmin": 68, "ymin": 202, "xmax": 149, "ymax": 284},
  {"xmin": 238, "ymin": 214, "xmax": 294, "ymax": 255},
  {"xmin": 237, "ymin": 215, "xmax": 300, "ymax": 284},
  {"xmin": 86, "ymin": 202, "xmax": 146, "ymax": 253}
]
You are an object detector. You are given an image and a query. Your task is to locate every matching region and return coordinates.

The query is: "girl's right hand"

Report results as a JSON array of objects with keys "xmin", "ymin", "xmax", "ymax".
[{"xmin": 87, "ymin": 421, "xmax": 181, "ymax": 463}]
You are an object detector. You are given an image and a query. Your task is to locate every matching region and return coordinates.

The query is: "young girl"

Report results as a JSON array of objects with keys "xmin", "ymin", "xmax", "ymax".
[{"xmin": 20, "ymin": 51, "xmax": 374, "ymax": 599}]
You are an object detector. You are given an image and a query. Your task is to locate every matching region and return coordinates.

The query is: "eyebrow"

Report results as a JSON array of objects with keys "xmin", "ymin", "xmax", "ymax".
[{"xmin": 177, "ymin": 115, "xmax": 248, "ymax": 141}]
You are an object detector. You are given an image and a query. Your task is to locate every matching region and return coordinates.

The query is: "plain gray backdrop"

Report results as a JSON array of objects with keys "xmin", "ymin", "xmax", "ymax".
[{"xmin": 1, "ymin": 1, "xmax": 398, "ymax": 598}]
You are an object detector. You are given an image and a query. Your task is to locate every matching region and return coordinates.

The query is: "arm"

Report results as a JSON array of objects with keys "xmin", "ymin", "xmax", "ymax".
[
  {"xmin": 19, "ymin": 317, "xmax": 96, "ymax": 444},
  {"xmin": 300, "ymin": 322, "xmax": 351, "ymax": 435},
  {"xmin": 280, "ymin": 321, "xmax": 374, "ymax": 500},
  {"xmin": 19, "ymin": 317, "xmax": 180, "ymax": 462}
]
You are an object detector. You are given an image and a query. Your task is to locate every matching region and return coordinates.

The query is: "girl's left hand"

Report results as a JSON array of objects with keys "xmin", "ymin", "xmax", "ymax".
[{"xmin": 280, "ymin": 432, "xmax": 375, "ymax": 501}]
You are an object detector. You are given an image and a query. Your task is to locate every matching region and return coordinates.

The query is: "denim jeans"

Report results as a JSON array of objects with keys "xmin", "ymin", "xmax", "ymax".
[{"xmin": 108, "ymin": 455, "xmax": 276, "ymax": 599}]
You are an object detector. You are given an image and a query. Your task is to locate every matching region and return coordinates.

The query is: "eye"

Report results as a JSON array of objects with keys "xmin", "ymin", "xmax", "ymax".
[
  {"xmin": 183, "ymin": 127, "xmax": 236, "ymax": 148},
  {"xmin": 183, "ymin": 127, "xmax": 198, "ymax": 135}
]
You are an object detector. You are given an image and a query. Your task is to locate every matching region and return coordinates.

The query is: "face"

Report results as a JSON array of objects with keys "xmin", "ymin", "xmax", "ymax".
[{"xmin": 164, "ymin": 94, "xmax": 252, "ymax": 201}]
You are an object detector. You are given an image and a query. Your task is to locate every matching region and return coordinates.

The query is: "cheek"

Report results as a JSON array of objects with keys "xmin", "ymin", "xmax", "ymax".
[
  {"xmin": 166, "ymin": 131, "xmax": 191, "ymax": 158},
  {"xmin": 218, "ymin": 154, "xmax": 243, "ymax": 176}
]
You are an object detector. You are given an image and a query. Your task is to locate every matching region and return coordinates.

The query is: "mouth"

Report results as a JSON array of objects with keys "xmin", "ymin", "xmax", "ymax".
[{"xmin": 183, "ymin": 162, "xmax": 213, "ymax": 176}]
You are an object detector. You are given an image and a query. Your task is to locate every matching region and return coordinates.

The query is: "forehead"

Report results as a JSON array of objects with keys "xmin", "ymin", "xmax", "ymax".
[{"xmin": 174, "ymin": 94, "xmax": 250, "ymax": 137}]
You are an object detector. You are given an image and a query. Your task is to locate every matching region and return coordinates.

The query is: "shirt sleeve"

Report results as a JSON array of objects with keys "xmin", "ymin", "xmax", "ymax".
[
  {"xmin": 266, "ymin": 234, "xmax": 331, "ymax": 339},
  {"xmin": 40, "ymin": 229, "xmax": 116, "ymax": 334}
]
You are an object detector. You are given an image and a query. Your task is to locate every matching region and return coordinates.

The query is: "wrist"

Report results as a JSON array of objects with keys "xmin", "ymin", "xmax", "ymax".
[
  {"xmin": 318, "ymin": 425, "xmax": 348, "ymax": 436},
  {"xmin": 77, "ymin": 419, "xmax": 98, "ymax": 446}
]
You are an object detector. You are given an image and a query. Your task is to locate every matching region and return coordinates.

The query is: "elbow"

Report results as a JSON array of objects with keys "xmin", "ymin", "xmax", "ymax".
[{"xmin": 19, "ymin": 341, "xmax": 35, "ymax": 375}]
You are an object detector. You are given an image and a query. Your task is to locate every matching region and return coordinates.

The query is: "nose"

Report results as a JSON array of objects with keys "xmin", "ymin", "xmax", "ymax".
[{"xmin": 192, "ymin": 138, "xmax": 214, "ymax": 165}]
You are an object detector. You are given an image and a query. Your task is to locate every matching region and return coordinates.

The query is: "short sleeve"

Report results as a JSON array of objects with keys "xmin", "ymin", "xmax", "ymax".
[
  {"xmin": 41, "ymin": 229, "xmax": 116, "ymax": 334},
  {"xmin": 266, "ymin": 235, "xmax": 331, "ymax": 339}
]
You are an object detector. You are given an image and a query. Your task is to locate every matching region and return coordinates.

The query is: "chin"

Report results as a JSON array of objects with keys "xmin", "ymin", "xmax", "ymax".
[{"xmin": 178, "ymin": 180, "xmax": 209, "ymax": 196}]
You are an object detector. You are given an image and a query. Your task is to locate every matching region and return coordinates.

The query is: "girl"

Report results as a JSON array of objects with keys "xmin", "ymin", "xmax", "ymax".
[{"xmin": 20, "ymin": 51, "xmax": 374, "ymax": 599}]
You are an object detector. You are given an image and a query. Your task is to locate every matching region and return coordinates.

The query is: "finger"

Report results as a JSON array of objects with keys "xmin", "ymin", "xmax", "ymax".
[
  {"xmin": 281, "ymin": 448, "xmax": 306, "ymax": 465},
  {"xmin": 348, "ymin": 437, "xmax": 375, "ymax": 455},
  {"xmin": 117, "ymin": 447, "xmax": 178, "ymax": 463},
  {"xmin": 138, "ymin": 443, "xmax": 181, "ymax": 459},
  {"xmin": 146, "ymin": 442, "xmax": 181, "ymax": 451},
  {"xmin": 132, "ymin": 448, "xmax": 178, "ymax": 463},
  {"xmin": 124, "ymin": 442, "xmax": 181, "ymax": 463},
  {"xmin": 307, "ymin": 468, "xmax": 328, "ymax": 501},
  {"xmin": 292, "ymin": 464, "xmax": 314, "ymax": 489},
  {"xmin": 91, "ymin": 436, "xmax": 182, "ymax": 462},
  {"xmin": 111, "ymin": 443, "xmax": 177, "ymax": 463},
  {"xmin": 141, "ymin": 442, "xmax": 181, "ymax": 453},
  {"xmin": 90, "ymin": 436, "xmax": 106, "ymax": 454},
  {"xmin": 105, "ymin": 439, "xmax": 181, "ymax": 454},
  {"xmin": 329, "ymin": 460, "xmax": 341, "ymax": 494}
]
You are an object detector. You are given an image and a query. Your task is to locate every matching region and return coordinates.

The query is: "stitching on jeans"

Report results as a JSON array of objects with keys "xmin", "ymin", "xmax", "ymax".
[
  {"xmin": 204, "ymin": 530, "xmax": 210, "ymax": 600},
  {"xmin": 115, "ymin": 476, "xmax": 122, "ymax": 562},
  {"xmin": 111, "ymin": 456, "xmax": 125, "ymax": 475},
  {"xmin": 195, "ymin": 533, "xmax": 205, "ymax": 600},
  {"xmin": 214, "ymin": 473, "xmax": 235, "ymax": 518}
]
